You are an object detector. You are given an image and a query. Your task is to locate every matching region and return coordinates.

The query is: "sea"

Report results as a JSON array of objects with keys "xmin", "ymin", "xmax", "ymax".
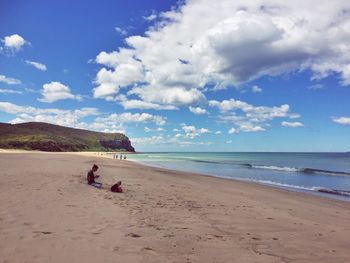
[{"xmin": 125, "ymin": 152, "xmax": 350, "ymax": 201}]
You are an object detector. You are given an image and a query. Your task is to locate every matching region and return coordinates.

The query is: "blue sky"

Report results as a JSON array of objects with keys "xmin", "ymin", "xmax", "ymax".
[{"xmin": 0, "ymin": 0, "xmax": 349, "ymax": 152}]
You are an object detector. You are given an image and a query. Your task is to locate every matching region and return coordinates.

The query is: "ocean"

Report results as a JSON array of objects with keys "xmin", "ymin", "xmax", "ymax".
[{"xmin": 125, "ymin": 152, "xmax": 350, "ymax": 201}]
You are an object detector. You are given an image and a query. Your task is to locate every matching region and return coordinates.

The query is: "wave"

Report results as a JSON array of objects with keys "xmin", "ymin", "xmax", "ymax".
[
  {"xmin": 244, "ymin": 164, "xmax": 350, "ymax": 176},
  {"xmin": 250, "ymin": 164, "xmax": 299, "ymax": 172},
  {"xmin": 190, "ymin": 159, "xmax": 223, "ymax": 164},
  {"xmin": 243, "ymin": 179, "xmax": 350, "ymax": 197}
]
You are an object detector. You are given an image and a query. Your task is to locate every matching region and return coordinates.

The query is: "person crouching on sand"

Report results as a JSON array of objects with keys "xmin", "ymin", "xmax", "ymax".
[
  {"xmin": 87, "ymin": 164, "xmax": 102, "ymax": 188},
  {"xmin": 111, "ymin": 181, "xmax": 123, "ymax": 193}
]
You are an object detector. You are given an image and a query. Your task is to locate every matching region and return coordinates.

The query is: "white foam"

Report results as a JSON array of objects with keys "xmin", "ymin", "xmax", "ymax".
[{"xmin": 252, "ymin": 165, "xmax": 300, "ymax": 172}]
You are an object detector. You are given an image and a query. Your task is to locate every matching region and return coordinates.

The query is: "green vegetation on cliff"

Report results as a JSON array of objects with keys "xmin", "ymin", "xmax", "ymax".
[{"xmin": 0, "ymin": 122, "xmax": 135, "ymax": 152}]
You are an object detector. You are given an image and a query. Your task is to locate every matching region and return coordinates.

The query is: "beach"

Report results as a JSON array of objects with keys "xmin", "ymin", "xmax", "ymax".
[{"xmin": 1, "ymin": 152, "xmax": 350, "ymax": 263}]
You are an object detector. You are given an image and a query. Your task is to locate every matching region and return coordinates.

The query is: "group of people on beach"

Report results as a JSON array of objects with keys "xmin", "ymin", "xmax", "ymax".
[
  {"xmin": 87, "ymin": 164, "xmax": 123, "ymax": 193},
  {"xmin": 113, "ymin": 154, "xmax": 127, "ymax": 160}
]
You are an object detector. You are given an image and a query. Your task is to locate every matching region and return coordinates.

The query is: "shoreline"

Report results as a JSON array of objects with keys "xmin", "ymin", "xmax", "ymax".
[
  {"xmin": 125, "ymin": 155, "xmax": 350, "ymax": 202},
  {"xmin": 2, "ymin": 149, "xmax": 350, "ymax": 201},
  {"xmin": 1, "ymin": 152, "xmax": 350, "ymax": 262}
]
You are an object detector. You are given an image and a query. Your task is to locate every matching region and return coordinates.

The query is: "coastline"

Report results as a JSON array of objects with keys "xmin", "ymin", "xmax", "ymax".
[{"xmin": 1, "ymin": 152, "xmax": 350, "ymax": 262}]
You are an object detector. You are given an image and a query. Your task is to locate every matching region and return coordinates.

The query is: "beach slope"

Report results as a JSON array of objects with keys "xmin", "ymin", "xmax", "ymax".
[{"xmin": 0, "ymin": 153, "xmax": 349, "ymax": 263}]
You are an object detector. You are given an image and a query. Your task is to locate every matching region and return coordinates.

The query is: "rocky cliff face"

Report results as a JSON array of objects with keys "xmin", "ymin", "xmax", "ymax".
[{"xmin": 99, "ymin": 139, "xmax": 135, "ymax": 152}]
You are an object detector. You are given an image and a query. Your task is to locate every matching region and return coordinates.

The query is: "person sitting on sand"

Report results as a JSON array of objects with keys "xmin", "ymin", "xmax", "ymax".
[
  {"xmin": 87, "ymin": 164, "xmax": 102, "ymax": 188},
  {"xmin": 110, "ymin": 180, "xmax": 123, "ymax": 193}
]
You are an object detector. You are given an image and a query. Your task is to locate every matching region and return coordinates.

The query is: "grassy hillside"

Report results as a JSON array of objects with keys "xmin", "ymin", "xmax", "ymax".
[{"xmin": 0, "ymin": 122, "xmax": 135, "ymax": 152}]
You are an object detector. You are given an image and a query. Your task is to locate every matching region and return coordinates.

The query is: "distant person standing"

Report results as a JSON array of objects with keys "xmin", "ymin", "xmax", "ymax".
[
  {"xmin": 87, "ymin": 164, "xmax": 102, "ymax": 188},
  {"xmin": 124, "ymin": 155, "xmax": 127, "ymax": 160}
]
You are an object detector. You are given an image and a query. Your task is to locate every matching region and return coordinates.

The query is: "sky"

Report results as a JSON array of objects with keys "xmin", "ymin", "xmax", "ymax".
[{"xmin": 0, "ymin": 0, "xmax": 349, "ymax": 152}]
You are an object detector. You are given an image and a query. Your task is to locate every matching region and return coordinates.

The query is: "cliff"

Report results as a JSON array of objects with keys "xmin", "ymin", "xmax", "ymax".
[{"xmin": 0, "ymin": 122, "xmax": 135, "ymax": 152}]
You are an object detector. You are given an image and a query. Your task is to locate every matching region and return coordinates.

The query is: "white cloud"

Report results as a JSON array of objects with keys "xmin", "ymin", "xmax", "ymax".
[
  {"xmin": 181, "ymin": 124, "xmax": 211, "ymax": 139},
  {"xmin": 115, "ymin": 27, "xmax": 127, "ymax": 35},
  {"xmin": 307, "ymin": 84, "xmax": 324, "ymax": 90},
  {"xmin": 281, "ymin": 121, "xmax": 304, "ymax": 128},
  {"xmin": 175, "ymin": 133, "xmax": 182, "ymax": 138},
  {"xmin": 39, "ymin": 81, "xmax": 81, "ymax": 103},
  {"xmin": 239, "ymin": 124, "xmax": 265, "ymax": 132},
  {"xmin": 131, "ymin": 136, "xmax": 166, "ymax": 145},
  {"xmin": 92, "ymin": 0, "xmax": 350, "ymax": 110},
  {"xmin": 215, "ymin": 130, "xmax": 222, "ymax": 134},
  {"xmin": 226, "ymin": 140, "xmax": 233, "ymax": 144},
  {"xmin": 0, "ymin": 101, "xmax": 99, "ymax": 128},
  {"xmin": 332, "ymin": 117, "xmax": 350, "ymax": 125},
  {"xmin": 228, "ymin": 128, "xmax": 238, "ymax": 134},
  {"xmin": 130, "ymin": 135, "xmax": 211, "ymax": 147},
  {"xmin": 189, "ymin": 106, "xmax": 207, "ymax": 115},
  {"xmin": 209, "ymin": 98, "xmax": 251, "ymax": 112},
  {"xmin": 210, "ymin": 97, "xmax": 298, "ymax": 133},
  {"xmin": 2, "ymin": 34, "xmax": 27, "ymax": 52},
  {"xmin": 119, "ymin": 98, "xmax": 178, "ymax": 110},
  {"xmin": 252, "ymin": 85, "xmax": 262, "ymax": 93},
  {"xmin": 25, "ymin": 60, "xmax": 47, "ymax": 71},
  {"xmin": 144, "ymin": 126, "xmax": 165, "ymax": 133},
  {"xmin": 128, "ymin": 86, "xmax": 206, "ymax": 107},
  {"xmin": 143, "ymin": 11, "xmax": 157, "ymax": 21},
  {"xmin": 95, "ymin": 112, "xmax": 166, "ymax": 127},
  {"xmin": 0, "ymin": 88, "xmax": 22, "ymax": 94},
  {"xmin": 210, "ymin": 98, "xmax": 294, "ymax": 121},
  {"xmin": 0, "ymin": 74, "xmax": 21, "ymax": 85}
]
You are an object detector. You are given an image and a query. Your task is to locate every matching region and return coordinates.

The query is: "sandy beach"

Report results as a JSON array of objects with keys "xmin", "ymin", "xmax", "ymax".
[{"xmin": 1, "ymin": 152, "xmax": 350, "ymax": 263}]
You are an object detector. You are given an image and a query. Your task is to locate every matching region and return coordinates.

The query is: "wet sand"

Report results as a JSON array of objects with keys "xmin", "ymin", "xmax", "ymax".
[{"xmin": 0, "ymin": 152, "xmax": 349, "ymax": 263}]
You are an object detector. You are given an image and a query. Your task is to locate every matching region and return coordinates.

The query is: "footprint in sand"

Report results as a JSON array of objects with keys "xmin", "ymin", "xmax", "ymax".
[
  {"xmin": 142, "ymin": 247, "xmax": 157, "ymax": 254},
  {"xmin": 126, "ymin": 233, "xmax": 142, "ymax": 238},
  {"xmin": 112, "ymin": 246, "xmax": 120, "ymax": 252},
  {"xmin": 32, "ymin": 231, "xmax": 52, "ymax": 238}
]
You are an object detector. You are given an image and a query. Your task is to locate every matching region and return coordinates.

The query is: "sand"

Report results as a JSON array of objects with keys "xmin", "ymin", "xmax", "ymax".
[{"xmin": 0, "ymin": 152, "xmax": 349, "ymax": 263}]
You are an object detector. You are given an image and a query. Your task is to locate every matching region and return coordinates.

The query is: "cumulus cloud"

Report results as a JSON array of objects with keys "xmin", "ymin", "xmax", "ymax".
[
  {"xmin": 181, "ymin": 124, "xmax": 211, "ymax": 139},
  {"xmin": 39, "ymin": 81, "xmax": 81, "ymax": 103},
  {"xmin": 130, "ymin": 135, "xmax": 211, "ymax": 147},
  {"xmin": 143, "ymin": 11, "xmax": 157, "ymax": 21},
  {"xmin": 332, "ymin": 117, "xmax": 350, "ymax": 125},
  {"xmin": 210, "ymin": 97, "xmax": 299, "ymax": 133},
  {"xmin": 95, "ymin": 112, "xmax": 166, "ymax": 127},
  {"xmin": 228, "ymin": 128, "xmax": 238, "ymax": 134},
  {"xmin": 25, "ymin": 60, "xmax": 47, "ymax": 71},
  {"xmin": 0, "ymin": 74, "xmax": 21, "ymax": 85},
  {"xmin": 92, "ymin": 0, "xmax": 350, "ymax": 110},
  {"xmin": 118, "ymin": 96, "xmax": 178, "ymax": 110},
  {"xmin": 0, "ymin": 101, "xmax": 99, "ymax": 128},
  {"xmin": 215, "ymin": 130, "xmax": 222, "ymax": 134},
  {"xmin": 281, "ymin": 121, "xmax": 304, "ymax": 128},
  {"xmin": 239, "ymin": 124, "xmax": 266, "ymax": 132},
  {"xmin": 2, "ymin": 34, "xmax": 27, "ymax": 52},
  {"xmin": 115, "ymin": 27, "xmax": 127, "ymax": 35},
  {"xmin": 144, "ymin": 126, "xmax": 165, "ymax": 133},
  {"xmin": 209, "ymin": 98, "xmax": 293, "ymax": 121},
  {"xmin": 252, "ymin": 85, "xmax": 262, "ymax": 93},
  {"xmin": 128, "ymin": 86, "xmax": 206, "ymax": 107},
  {"xmin": 189, "ymin": 106, "xmax": 207, "ymax": 115}
]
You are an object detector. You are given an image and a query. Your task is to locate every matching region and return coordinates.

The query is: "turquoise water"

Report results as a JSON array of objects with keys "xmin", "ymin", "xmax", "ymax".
[{"xmin": 125, "ymin": 152, "xmax": 350, "ymax": 200}]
